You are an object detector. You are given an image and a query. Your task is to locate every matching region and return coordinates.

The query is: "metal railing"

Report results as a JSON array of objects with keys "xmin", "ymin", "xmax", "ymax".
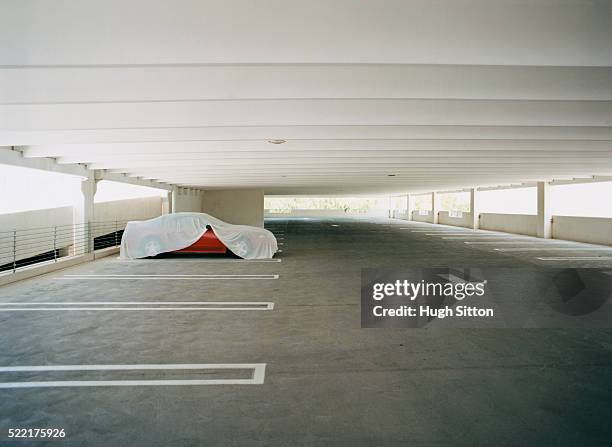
[{"xmin": 0, "ymin": 220, "xmax": 129, "ymax": 274}]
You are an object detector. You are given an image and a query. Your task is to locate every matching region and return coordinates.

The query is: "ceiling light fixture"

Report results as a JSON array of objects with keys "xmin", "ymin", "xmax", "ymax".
[{"xmin": 268, "ymin": 139, "xmax": 286, "ymax": 145}]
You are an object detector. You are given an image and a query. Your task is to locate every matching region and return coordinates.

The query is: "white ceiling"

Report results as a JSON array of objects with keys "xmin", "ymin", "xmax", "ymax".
[{"xmin": 1, "ymin": 0, "xmax": 611, "ymax": 194}]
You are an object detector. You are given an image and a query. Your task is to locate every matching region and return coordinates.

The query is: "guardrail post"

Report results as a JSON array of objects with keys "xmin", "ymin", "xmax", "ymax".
[
  {"xmin": 12, "ymin": 230, "xmax": 16, "ymax": 273},
  {"xmin": 13, "ymin": 230, "xmax": 17, "ymax": 273},
  {"xmin": 88, "ymin": 221, "xmax": 92, "ymax": 253},
  {"xmin": 53, "ymin": 226, "xmax": 57, "ymax": 262}
]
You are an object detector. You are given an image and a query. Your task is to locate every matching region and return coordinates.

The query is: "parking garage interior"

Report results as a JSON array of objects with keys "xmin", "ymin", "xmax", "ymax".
[{"xmin": 1, "ymin": 1, "xmax": 612, "ymax": 446}]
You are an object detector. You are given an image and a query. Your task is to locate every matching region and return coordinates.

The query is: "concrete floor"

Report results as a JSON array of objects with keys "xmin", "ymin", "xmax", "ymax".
[{"xmin": 0, "ymin": 217, "xmax": 611, "ymax": 446}]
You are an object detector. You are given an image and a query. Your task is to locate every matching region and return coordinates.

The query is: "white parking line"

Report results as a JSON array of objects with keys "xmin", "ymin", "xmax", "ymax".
[
  {"xmin": 442, "ymin": 236, "xmax": 527, "ymax": 240},
  {"xmin": 114, "ymin": 258, "xmax": 282, "ymax": 263},
  {"xmin": 495, "ymin": 247, "xmax": 612, "ymax": 252},
  {"xmin": 408, "ymin": 230, "xmax": 469, "ymax": 233},
  {"xmin": 536, "ymin": 256, "xmax": 612, "ymax": 261},
  {"xmin": 0, "ymin": 363, "xmax": 266, "ymax": 388},
  {"xmin": 0, "ymin": 301, "xmax": 275, "ymax": 311},
  {"xmin": 465, "ymin": 241, "xmax": 570, "ymax": 245},
  {"xmin": 58, "ymin": 274, "xmax": 279, "ymax": 280},
  {"xmin": 424, "ymin": 233, "xmax": 480, "ymax": 236}
]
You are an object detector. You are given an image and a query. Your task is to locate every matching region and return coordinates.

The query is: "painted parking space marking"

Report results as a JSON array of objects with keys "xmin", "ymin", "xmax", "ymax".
[
  {"xmin": 464, "ymin": 241, "xmax": 572, "ymax": 245},
  {"xmin": 407, "ymin": 230, "xmax": 469, "ymax": 232},
  {"xmin": 495, "ymin": 247, "xmax": 612, "ymax": 252},
  {"xmin": 436, "ymin": 235, "xmax": 517, "ymax": 239},
  {"xmin": 420, "ymin": 234, "xmax": 478, "ymax": 237},
  {"xmin": 113, "ymin": 258, "xmax": 282, "ymax": 263},
  {"xmin": 536, "ymin": 256, "xmax": 612, "ymax": 261},
  {"xmin": 0, "ymin": 363, "xmax": 266, "ymax": 388},
  {"xmin": 423, "ymin": 232, "xmax": 480, "ymax": 235},
  {"xmin": 442, "ymin": 237, "xmax": 531, "ymax": 241},
  {"xmin": 0, "ymin": 301, "xmax": 274, "ymax": 311},
  {"xmin": 58, "ymin": 274, "xmax": 279, "ymax": 280}
]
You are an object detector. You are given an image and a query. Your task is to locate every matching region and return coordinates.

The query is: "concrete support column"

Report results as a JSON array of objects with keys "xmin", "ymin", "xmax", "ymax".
[
  {"xmin": 73, "ymin": 177, "xmax": 97, "ymax": 255},
  {"xmin": 537, "ymin": 181, "xmax": 552, "ymax": 238},
  {"xmin": 406, "ymin": 195, "xmax": 413, "ymax": 221},
  {"xmin": 162, "ymin": 190, "xmax": 173, "ymax": 214},
  {"xmin": 470, "ymin": 188, "xmax": 480, "ymax": 229},
  {"xmin": 431, "ymin": 192, "xmax": 439, "ymax": 224},
  {"xmin": 171, "ymin": 187, "xmax": 178, "ymax": 213}
]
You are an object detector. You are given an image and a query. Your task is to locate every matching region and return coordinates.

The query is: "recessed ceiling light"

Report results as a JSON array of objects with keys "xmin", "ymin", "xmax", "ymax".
[{"xmin": 268, "ymin": 139, "xmax": 286, "ymax": 145}]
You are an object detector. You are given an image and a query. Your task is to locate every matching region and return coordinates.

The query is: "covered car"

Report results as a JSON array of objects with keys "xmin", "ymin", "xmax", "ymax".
[{"xmin": 119, "ymin": 212, "xmax": 278, "ymax": 260}]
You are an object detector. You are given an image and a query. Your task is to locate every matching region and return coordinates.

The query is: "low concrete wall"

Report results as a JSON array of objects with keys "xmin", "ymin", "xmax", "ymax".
[
  {"xmin": 0, "ymin": 198, "xmax": 163, "ymax": 265},
  {"xmin": 412, "ymin": 210, "xmax": 433, "ymax": 223},
  {"xmin": 0, "ymin": 206, "xmax": 73, "ymax": 231},
  {"xmin": 479, "ymin": 213, "xmax": 538, "ymax": 236},
  {"xmin": 95, "ymin": 196, "xmax": 162, "ymax": 224},
  {"xmin": 0, "ymin": 198, "xmax": 163, "ymax": 234},
  {"xmin": 0, "ymin": 207, "xmax": 75, "ymax": 265},
  {"xmin": 265, "ymin": 209, "xmax": 389, "ymax": 218},
  {"xmin": 553, "ymin": 215, "xmax": 612, "ymax": 246},
  {"xmin": 93, "ymin": 196, "xmax": 163, "ymax": 236},
  {"xmin": 204, "ymin": 189, "xmax": 264, "ymax": 227},
  {"xmin": 438, "ymin": 211, "xmax": 474, "ymax": 228},
  {"xmin": 392, "ymin": 210, "xmax": 411, "ymax": 220}
]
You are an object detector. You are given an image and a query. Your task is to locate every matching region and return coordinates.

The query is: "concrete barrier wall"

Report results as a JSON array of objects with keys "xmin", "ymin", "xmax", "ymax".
[
  {"xmin": 395, "ymin": 211, "xmax": 612, "ymax": 246},
  {"xmin": 0, "ymin": 207, "xmax": 75, "ymax": 265},
  {"xmin": 0, "ymin": 198, "xmax": 163, "ymax": 264},
  {"xmin": 265, "ymin": 209, "xmax": 389, "ymax": 219},
  {"xmin": 0, "ymin": 206, "xmax": 73, "ymax": 232},
  {"xmin": 479, "ymin": 213, "xmax": 538, "ymax": 236},
  {"xmin": 392, "ymin": 210, "xmax": 411, "ymax": 220},
  {"xmin": 438, "ymin": 211, "xmax": 474, "ymax": 228},
  {"xmin": 412, "ymin": 210, "xmax": 433, "ymax": 223},
  {"xmin": 94, "ymin": 197, "xmax": 162, "ymax": 222},
  {"xmin": 0, "ymin": 197, "xmax": 163, "ymax": 234},
  {"xmin": 93, "ymin": 196, "xmax": 163, "ymax": 236},
  {"xmin": 553, "ymin": 215, "xmax": 612, "ymax": 246}
]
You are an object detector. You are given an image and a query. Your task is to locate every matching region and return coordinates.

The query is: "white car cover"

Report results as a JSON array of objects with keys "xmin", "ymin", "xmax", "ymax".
[{"xmin": 119, "ymin": 212, "xmax": 278, "ymax": 260}]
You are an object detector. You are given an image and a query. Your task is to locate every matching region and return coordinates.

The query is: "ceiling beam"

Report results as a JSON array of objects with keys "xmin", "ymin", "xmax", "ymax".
[
  {"xmin": 2, "ymin": 65, "xmax": 611, "ymax": 104},
  {"xmin": 4, "ymin": 126, "xmax": 612, "ymax": 146},
  {"xmin": 0, "ymin": 146, "xmax": 90, "ymax": 179},
  {"xmin": 94, "ymin": 170, "xmax": 174, "ymax": 191},
  {"xmin": 3, "ymin": 99, "xmax": 611, "ymax": 130}
]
